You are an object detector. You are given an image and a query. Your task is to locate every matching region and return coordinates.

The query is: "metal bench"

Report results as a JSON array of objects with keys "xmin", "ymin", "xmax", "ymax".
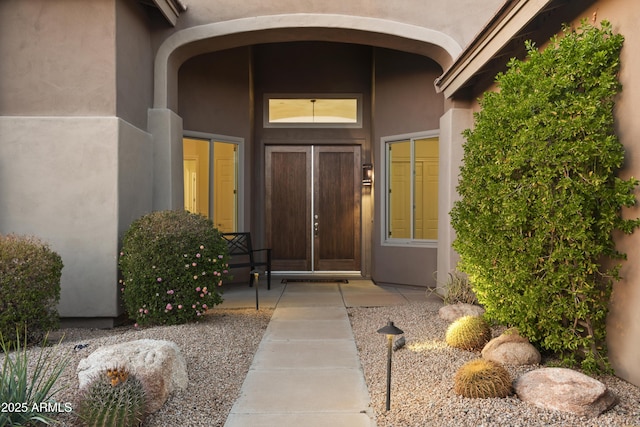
[{"xmin": 221, "ymin": 232, "xmax": 272, "ymax": 290}]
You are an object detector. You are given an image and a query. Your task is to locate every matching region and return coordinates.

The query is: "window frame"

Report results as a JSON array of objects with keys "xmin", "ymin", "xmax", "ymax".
[
  {"xmin": 263, "ymin": 93, "xmax": 363, "ymax": 128},
  {"xmin": 381, "ymin": 130, "xmax": 440, "ymax": 248},
  {"xmin": 183, "ymin": 131, "xmax": 245, "ymax": 232}
]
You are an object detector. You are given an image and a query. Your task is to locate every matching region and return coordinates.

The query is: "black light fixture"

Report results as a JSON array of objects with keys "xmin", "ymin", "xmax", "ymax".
[
  {"xmin": 377, "ymin": 320, "xmax": 404, "ymax": 411},
  {"xmin": 362, "ymin": 163, "xmax": 373, "ymax": 186}
]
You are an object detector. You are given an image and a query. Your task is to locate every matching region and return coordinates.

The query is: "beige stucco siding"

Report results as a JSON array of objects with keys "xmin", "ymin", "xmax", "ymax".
[
  {"xmin": 0, "ymin": 0, "xmax": 116, "ymax": 116},
  {"xmin": 159, "ymin": 0, "xmax": 504, "ymax": 50},
  {"xmin": 581, "ymin": 0, "xmax": 640, "ymax": 389}
]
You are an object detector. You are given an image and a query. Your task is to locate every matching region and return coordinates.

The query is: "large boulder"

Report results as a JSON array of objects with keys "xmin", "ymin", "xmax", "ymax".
[
  {"xmin": 514, "ymin": 367, "xmax": 617, "ymax": 418},
  {"xmin": 77, "ymin": 339, "xmax": 188, "ymax": 413},
  {"xmin": 482, "ymin": 330, "xmax": 541, "ymax": 365},
  {"xmin": 438, "ymin": 303, "xmax": 485, "ymax": 322}
]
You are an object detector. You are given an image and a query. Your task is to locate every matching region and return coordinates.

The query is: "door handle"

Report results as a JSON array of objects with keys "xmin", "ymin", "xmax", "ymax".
[{"xmin": 314, "ymin": 214, "xmax": 319, "ymax": 236}]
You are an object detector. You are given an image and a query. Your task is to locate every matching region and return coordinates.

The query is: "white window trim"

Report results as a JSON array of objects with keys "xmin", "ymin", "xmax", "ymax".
[
  {"xmin": 263, "ymin": 93, "xmax": 363, "ymax": 128},
  {"xmin": 183, "ymin": 131, "xmax": 245, "ymax": 231},
  {"xmin": 380, "ymin": 130, "xmax": 439, "ymax": 248}
]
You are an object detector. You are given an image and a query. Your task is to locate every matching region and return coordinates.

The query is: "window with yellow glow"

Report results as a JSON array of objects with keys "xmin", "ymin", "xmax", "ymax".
[
  {"xmin": 384, "ymin": 133, "xmax": 439, "ymax": 243},
  {"xmin": 183, "ymin": 136, "xmax": 240, "ymax": 233},
  {"xmin": 265, "ymin": 94, "xmax": 361, "ymax": 127}
]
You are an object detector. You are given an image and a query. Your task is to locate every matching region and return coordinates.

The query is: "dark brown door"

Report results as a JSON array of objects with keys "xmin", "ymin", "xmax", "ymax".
[{"xmin": 266, "ymin": 145, "xmax": 361, "ymax": 271}]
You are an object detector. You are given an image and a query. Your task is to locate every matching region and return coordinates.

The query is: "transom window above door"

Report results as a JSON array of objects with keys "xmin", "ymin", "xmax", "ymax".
[{"xmin": 264, "ymin": 94, "xmax": 362, "ymax": 128}]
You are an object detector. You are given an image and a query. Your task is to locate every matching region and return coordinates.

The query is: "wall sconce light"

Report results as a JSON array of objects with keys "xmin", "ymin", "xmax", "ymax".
[
  {"xmin": 377, "ymin": 320, "xmax": 404, "ymax": 411},
  {"xmin": 362, "ymin": 163, "xmax": 373, "ymax": 186}
]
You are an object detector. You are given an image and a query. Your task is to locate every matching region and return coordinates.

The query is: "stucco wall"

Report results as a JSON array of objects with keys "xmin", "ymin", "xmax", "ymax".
[
  {"xmin": 116, "ymin": 0, "xmax": 155, "ymax": 130},
  {"xmin": 154, "ymin": 0, "xmax": 504, "ymax": 50},
  {"xmin": 0, "ymin": 0, "xmax": 116, "ymax": 116},
  {"xmin": 584, "ymin": 0, "xmax": 640, "ymax": 388},
  {"xmin": 372, "ymin": 48, "xmax": 444, "ymax": 286},
  {"xmin": 0, "ymin": 117, "xmax": 121, "ymax": 321}
]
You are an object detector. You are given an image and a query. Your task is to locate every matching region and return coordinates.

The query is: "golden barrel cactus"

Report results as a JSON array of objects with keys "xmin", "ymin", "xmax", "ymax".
[
  {"xmin": 454, "ymin": 359, "xmax": 512, "ymax": 398},
  {"xmin": 445, "ymin": 315, "xmax": 491, "ymax": 350}
]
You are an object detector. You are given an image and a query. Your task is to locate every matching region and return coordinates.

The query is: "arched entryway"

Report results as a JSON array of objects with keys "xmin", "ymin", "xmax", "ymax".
[{"xmin": 149, "ymin": 14, "xmax": 460, "ymax": 282}]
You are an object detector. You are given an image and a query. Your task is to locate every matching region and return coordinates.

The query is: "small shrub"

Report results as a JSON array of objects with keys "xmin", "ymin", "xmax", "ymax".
[
  {"xmin": 0, "ymin": 234, "xmax": 63, "ymax": 344},
  {"xmin": 119, "ymin": 210, "xmax": 230, "ymax": 326},
  {"xmin": 430, "ymin": 270, "xmax": 478, "ymax": 305},
  {"xmin": 445, "ymin": 315, "xmax": 491, "ymax": 351},
  {"xmin": 454, "ymin": 359, "xmax": 512, "ymax": 398},
  {"xmin": 0, "ymin": 329, "xmax": 71, "ymax": 427},
  {"xmin": 77, "ymin": 367, "xmax": 146, "ymax": 427}
]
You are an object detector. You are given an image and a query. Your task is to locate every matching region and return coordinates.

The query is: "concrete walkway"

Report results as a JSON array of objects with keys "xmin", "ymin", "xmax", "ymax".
[{"xmin": 221, "ymin": 278, "xmax": 425, "ymax": 427}]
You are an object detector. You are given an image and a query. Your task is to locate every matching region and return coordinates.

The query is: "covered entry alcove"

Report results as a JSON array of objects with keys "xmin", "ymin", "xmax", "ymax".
[{"xmin": 162, "ymin": 24, "xmax": 451, "ymax": 285}]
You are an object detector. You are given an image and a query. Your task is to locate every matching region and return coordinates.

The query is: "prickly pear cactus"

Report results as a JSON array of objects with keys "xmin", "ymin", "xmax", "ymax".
[
  {"xmin": 77, "ymin": 367, "xmax": 147, "ymax": 427},
  {"xmin": 445, "ymin": 315, "xmax": 491, "ymax": 350},
  {"xmin": 454, "ymin": 359, "xmax": 512, "ymax": 398}
]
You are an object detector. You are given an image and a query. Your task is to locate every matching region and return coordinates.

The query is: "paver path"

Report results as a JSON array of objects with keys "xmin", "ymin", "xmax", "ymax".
[{"xmin": 224, "ymin": 282, "xmax": 376, "ymax": 427}]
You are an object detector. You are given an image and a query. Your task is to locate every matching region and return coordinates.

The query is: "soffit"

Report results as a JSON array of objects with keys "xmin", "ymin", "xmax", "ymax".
[
  {"xmin": 435, "ymin": 0, "xmax": 596, "ymax": 100},
  {"xmin": 138, "ymin": 0, "xmax": 186, "ymax": 26}
]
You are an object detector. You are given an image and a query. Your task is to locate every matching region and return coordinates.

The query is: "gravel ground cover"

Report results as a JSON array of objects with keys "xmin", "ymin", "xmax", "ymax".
[
  {"xmin": 15, "ymin": 298, "xmax": 640, "ymax": 427},
  {"xmin": 349, "ymin": 300, "xmax": 640, "ymax": 427},
  {"xmin": 36, "ymin": 308, "xmax": 273, "ymax": 427}
]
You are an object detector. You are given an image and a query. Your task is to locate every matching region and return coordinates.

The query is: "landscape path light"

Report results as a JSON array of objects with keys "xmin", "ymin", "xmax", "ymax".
[{"xmin": 377, "ymin": 320, "xmax": 404, "ymax": 411}]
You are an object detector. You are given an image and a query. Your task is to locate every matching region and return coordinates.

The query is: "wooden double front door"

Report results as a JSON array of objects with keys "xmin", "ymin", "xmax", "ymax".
[{"xmin": 265, "ymin": 145, "xmax": 361, "ymax": 272}]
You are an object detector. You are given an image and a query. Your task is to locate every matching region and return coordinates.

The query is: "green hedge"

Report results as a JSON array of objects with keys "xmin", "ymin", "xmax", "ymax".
[
  {"xmin": 450, "ymin": 21, "xmax": 640, "ymax": 373},
  {"xmin": 119, "ymin": 210, "xmax": 230, "ymax": 326},
  {"xmin": 0, "ymin": 234, "xmax": 63, "ymax": 344}
]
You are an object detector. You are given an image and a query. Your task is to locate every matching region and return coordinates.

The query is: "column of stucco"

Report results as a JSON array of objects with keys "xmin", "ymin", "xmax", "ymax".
[
  {"xmin": 436, "ymin": 107, "xmax": 473, "ymax": 289},
  {"xmin": 118, "ymin": 120, "xmax": 154, "ymax": 235},
  {"xmin": 148, "ymin": 109, "xmax": 184, "ymax": 211},
  {"xmin": 0, "ymin": 117, "xmax": 121, "ymax": 324}
]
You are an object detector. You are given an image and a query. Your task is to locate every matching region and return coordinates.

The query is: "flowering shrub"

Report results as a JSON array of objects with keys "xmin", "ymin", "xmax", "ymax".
[
  {"xmin": 0, "ymin": 234, "xmax": 63, "ymax": 344},
  {"xmin": 119, "ymin": 210, "xmax": 229, "ymax": 326}
]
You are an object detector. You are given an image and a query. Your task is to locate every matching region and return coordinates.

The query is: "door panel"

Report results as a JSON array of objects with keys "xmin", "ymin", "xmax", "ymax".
[
  {"xmin": 266, "ymin": 145, "xmax": 360, "ymax": 272},
  {"xmin": 314, "ymin": 147, "xmax": 361, "ymax": 270},
  {"xmin": 265, "ymin": 146, "xmax": 311, "ymax": 271}
]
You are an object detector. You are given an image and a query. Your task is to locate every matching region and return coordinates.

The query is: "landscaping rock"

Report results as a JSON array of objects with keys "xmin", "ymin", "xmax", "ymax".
[
  {"xmin": 77, "ymin": 339, "xmax": 188, "ymax": 413},
  {"xmin": 514, "ymin": 367, "xmax": 617, "ymax": 418},
  {"xmin": 482, "ymin": 330, "xmax": 541, "ymax": 365},
  {"xmin": 438, "ymin": 303, "xmax": 485, "ymax": 322}
]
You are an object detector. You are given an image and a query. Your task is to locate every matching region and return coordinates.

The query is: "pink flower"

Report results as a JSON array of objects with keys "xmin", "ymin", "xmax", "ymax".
[
  {"xmin": 196, "ymin": 287, "xmax": 201, "ymax": 292},
  {"xmin": 218, "ymin": 255, "xmax": 223, "ymax": 259},
  {"xmin": 167, "ymin": 289, "xmax": 174, "ymax": 295},
  {"xmin": 144, "ymin": 309, "xmax": 149, "ymax": 314},
  {"xmin": 178, "ymin": 304, "xmax": 183, "ymax": 309},
  {"xmin": 139, "ymin": 308, "xmax": 144, "ymax": 313},
  {"xmin": 166, "ymin": 303, "xmax": 173, "ymax": 310},
  {"xmin": 202, "ymin": 304, "xmax": 208, "ymax": 309},
  {"xmin": 134, "ymin": 323, "xmax": 139, "ymax": 328},
  {"xmin": 192, "ymin": 262, "xmax": 197, "ymax": 267},
  {"xmin": 157, "ymin": 277, "xmax": 162, "ymax": 282},
  {"xmin": 196, "ymin": 253, "xmax": 201, "ymax": 258},
  {"xmin": 200, "ymin": 293, "xmax": 205, "ymax": 298},
  {"xmin": 192, "ymin": 304, "xmax": 197, "ymax": 309}
]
